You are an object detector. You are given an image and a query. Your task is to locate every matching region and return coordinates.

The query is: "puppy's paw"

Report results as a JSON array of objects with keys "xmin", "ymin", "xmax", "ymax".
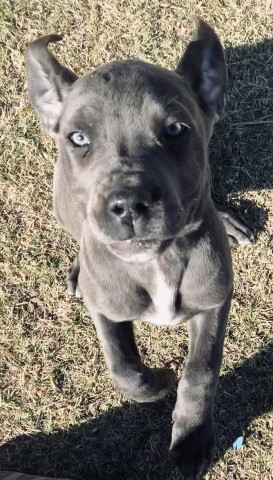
[
  {"xmin": 66, "ymin": 256, "xmax": 82, "ymax": 299},
  {"xmin": 67, "ymin": 276, "xmax": 82, "ymax": 298},
  {"xmin": 218, "ymin": 208, "xmax": 254, "ymax": 247},
  {"xmin": 115, "ymin": 367, "xmax": 176, "ymax": 403},
  {"xmin": 148, "ymin": 367, "xmax": 177, "ymax": 402},
  {"xmin": 169, "ymin": 416, "xmax": 214, "ymax": 479}
]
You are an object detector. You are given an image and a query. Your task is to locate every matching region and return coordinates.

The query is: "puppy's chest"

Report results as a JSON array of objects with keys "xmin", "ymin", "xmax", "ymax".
[{"xmin": 140, "ymin": 271, "xmax": 189, "ymax": 327}]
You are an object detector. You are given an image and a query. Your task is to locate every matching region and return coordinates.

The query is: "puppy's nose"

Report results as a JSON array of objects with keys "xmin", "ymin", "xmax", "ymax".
[{"xmin": 108, "ymin": 187, "xmax": 160, "ymax": 222}]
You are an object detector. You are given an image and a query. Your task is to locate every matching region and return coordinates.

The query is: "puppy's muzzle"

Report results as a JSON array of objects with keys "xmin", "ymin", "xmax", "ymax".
[
  {"xmin": 91, "ymin": 172, "xmax": 168, "ymax": 242},
  {"xmin": 108, "ymin": 184, "xmax": 161, "ymax": 228}
]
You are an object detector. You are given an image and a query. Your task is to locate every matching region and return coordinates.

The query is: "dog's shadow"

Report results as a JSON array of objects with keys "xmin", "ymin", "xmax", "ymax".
[
  {"xmin": 1, "ymin": 40, "xmax": 272, "ymax": 480},
  {"xmin": 0, "ymin": 343, "xmax": 272, "ymax": 480},
  {"xmin": 210, "ymin": 40, "xmax": 273, "ymax": 232}
]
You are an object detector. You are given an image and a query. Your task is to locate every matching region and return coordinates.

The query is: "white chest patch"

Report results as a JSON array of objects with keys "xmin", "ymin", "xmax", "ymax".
[{"xmin": 144, "ymin": 271, "xmax": 183, "ymax": 326}]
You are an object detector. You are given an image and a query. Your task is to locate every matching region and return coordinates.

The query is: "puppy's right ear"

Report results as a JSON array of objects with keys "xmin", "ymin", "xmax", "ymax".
[
  {"xmin": 26, "ymin": 35, "xmax": 77, "ymax": 136},
  {"xmin": 176, "ymin": 17, "xmax": 226, "ymax": 121}
]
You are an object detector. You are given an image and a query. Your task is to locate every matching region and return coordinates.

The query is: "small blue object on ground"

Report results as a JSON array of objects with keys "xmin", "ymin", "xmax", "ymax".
[{"xmin": 233, "ymin": 436, "xmax": 244, "ymax": 450}]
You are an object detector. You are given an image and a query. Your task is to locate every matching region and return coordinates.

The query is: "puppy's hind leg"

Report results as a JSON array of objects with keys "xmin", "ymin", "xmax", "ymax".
[{"xmin": 217, "ymin": 208, "xmax": 254, "ymax": 247}]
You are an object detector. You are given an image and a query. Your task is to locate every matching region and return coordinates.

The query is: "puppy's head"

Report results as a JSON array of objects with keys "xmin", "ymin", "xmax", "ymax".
[{"xmin": 26, "ymin": 17, "xmax": 226, "ymax": 261}]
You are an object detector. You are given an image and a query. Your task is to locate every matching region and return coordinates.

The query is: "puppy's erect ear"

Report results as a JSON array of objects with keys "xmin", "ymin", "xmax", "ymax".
[
  {"xmin": 176, "ymin": 16, "xmax": 226, "ymax": 119},
  {"xmin": 26, "ymin": 35, "xmax": 78, "ymax": 136}
]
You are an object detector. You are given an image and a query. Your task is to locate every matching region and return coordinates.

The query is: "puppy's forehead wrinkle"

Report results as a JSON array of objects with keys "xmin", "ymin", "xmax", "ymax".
[
  {"xmin": 62, "ymin": 60, "xmax": 198, "ymax": 146},
  {"xmin": 68, "ymin": 59, "xmax": 190, "ymax": 114}
]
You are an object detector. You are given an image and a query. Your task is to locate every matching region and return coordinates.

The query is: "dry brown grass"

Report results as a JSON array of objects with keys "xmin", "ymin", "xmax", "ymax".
[{"xmin": 0, "ymin": 1, "xmax": 272, "ymax": 479}]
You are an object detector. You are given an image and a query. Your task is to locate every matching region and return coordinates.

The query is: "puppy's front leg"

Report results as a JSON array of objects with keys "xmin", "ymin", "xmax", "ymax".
[
  {"xmin": 93, "ymin": 314, "xmax": 176, "ymax": 403},
  {"xmin": 169, "ymin": 292, "xmax": 232, "ymax": 478}
]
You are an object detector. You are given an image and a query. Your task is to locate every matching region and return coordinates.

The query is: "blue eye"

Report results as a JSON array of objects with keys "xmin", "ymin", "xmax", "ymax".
[
  {"xmin": 69, "ymin": 132, "xmax": 90, "ymax": 147},
  {"xmin": 166, "ymin": 122, "xmax": 189, "ymax": 137}
]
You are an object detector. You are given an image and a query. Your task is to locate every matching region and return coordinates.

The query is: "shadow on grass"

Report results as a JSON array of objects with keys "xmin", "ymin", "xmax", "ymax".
[
  {"xmin": 0, "ymin": 39, "xmax": 272, "ymax": 480},
  {"xmin": 0, "ymin": 343, "xmax": 272, "ymax": 480},
  {"xmin": 210, "ymin": 40, "xmax": 273, "ymax": 233}
]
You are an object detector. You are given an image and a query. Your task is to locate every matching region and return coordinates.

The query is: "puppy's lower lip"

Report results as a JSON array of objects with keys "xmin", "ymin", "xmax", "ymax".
[
  {"xmin": 106, "ymin": 240, "xmax": 158, "ymax": 262},
  {"xmin": 107, "ymin": 238, "xmax": 173, "ymax": 261},
  {"xmin": 108, "ymin": 239, "xmax": 157, "ymax": 254}
]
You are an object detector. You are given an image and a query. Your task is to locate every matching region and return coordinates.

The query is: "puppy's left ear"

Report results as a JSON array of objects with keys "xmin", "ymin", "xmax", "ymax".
[
  {"xmin": 176, "ymin": 16, "xmax": 226, "ymax": 120},
  {"xmin": 26, "ymin": 35, "xmax": 78, "ymax": 136}
]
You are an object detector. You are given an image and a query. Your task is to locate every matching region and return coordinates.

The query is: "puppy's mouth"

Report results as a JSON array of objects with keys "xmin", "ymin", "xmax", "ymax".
[{"xmin": 107, "ymin": 238, "xmax": 173, "ymax": 262}]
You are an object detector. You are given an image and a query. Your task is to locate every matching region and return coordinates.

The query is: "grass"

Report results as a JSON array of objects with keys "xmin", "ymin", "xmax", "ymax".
[{"xmin": 0, "ymin": 0, "xmax": 272, "ymax": 479}]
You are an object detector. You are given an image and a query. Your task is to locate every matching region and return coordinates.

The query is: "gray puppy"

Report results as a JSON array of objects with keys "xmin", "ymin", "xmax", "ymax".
[{"xmin": 26, "ymin": 17, "xmax": 252, "ymax": 479}]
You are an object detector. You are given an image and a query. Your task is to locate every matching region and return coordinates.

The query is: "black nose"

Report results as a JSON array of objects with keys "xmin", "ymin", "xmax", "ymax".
[{"xmin": 108, "ymin": 186, "xmax": 160, "ymax": 222}]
